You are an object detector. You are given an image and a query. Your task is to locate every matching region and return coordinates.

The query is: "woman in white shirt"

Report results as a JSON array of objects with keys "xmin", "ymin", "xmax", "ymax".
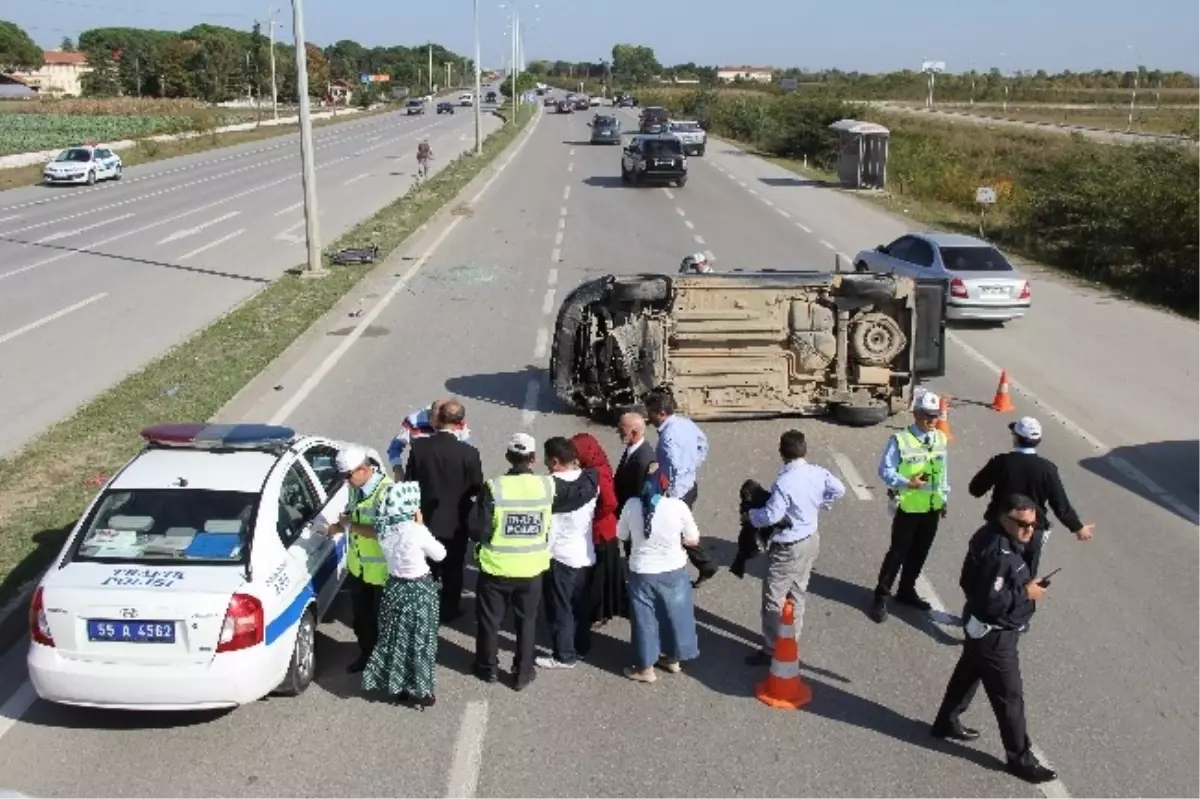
[
  {"xmin": 617, "ymin": 462, "xmax": 701, "ymax": 683},
  {"xmin": 362, "ymin": 481, "xmax": 446, "ymax": 708}
]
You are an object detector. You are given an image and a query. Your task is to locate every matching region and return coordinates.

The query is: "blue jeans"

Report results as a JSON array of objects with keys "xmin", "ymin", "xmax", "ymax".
[{"xmin": 627, "ymin": 567, "xmax": 699, "ymax": 669}]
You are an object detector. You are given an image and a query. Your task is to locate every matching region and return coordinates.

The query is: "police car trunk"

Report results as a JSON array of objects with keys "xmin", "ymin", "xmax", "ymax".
[{"xmin": 29, "ymin": 424, "xmax": 345, "ymax": 710}]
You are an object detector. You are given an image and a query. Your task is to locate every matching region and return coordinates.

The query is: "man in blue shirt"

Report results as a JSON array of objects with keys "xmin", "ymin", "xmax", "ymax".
[
  {"xmin": 744, "ymin": 430, "xmax": 845, "ymax": 665},
  {"xmin": 644, "ymin": 389, "xmax": 718, "ymax": 587},
  {"xmin": 386, "ymin": 398, "xmax": 472, "ymax": 478}
]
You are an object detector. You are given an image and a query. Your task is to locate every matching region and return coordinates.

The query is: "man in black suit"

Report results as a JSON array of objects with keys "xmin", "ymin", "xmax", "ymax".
[
  {"xmin": 614, "ymin": 411, "xmax": 657, "ymax": 511},
  {"xmin": 404, "ymin": 398, "xmax": 483, "ymax": 622}
]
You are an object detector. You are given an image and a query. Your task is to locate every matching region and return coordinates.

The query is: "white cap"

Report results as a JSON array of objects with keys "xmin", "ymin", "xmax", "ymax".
[
  {"xmin": 1009, "ymin": 416, "xmax": 1043, "ymax": 440},
  {"xmin": 335, "ymin": 445, "xmax": 368, "ymax": 474},
  {"xmin": 507, "ymin": 432, "xmax": 536, "ymax": 455},
  {"xmin": 914, "ymin": 391, "xmax": 941, "ymax": 415}
]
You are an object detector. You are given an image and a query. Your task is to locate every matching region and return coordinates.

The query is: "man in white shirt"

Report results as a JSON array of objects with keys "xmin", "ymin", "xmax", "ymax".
[{"xmin": 537, "ymin": 436, "xmax": 598, "ymax": 669}]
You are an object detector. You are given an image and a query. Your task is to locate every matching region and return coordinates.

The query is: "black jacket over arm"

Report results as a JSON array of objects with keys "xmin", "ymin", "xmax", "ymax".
[
  {"xmin": 403, "ymin": 431, "xmax": 484, "ymax": 542},
  {"xmin": 959, "ymin": 523, "xmax": 1037, "ymax": 631},
  {"xmin": 468, "ymin": 466, "xmax": 600, "ymax": 544}
]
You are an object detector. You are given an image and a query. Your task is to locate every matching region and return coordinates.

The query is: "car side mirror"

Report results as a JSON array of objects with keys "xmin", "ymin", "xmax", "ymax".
[
  {"xmin": 876, "ymin": 245, "xmax": 888, "ymax": 253},
  {"xmin": 586, "ymin": 122, "xmax": 592, "ymax": 126}
]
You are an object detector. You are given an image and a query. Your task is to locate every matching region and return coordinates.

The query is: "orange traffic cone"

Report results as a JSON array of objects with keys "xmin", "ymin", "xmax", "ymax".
[
  {"xmin": 990, "ymin": 370, "xmax": 1015, "ymax": 412},
  {"xmin": 935, "ymin": 394, "xmax": 953, "ymax": 442},
  {"xmin": 755, "ymin": 599, "xmax": 812, "ymax": 710}
]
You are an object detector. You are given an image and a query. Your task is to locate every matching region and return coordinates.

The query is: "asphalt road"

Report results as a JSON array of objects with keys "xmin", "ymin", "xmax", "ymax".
[
  {"xmin": 0, "ymin": 95, "xmax": 502, "ymax": 457},
  {"xmin": 0, "ymin": 98, "xmax": 1195, "ymax": 798}
]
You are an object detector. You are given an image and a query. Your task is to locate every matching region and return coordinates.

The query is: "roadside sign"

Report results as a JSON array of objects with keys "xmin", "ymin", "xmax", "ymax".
[
  {"xmin": 976, "ymin": 186, "xmax": 997, "ymax": 204},
  {"xmin": 359, "ymin": 72, "xmax": 370, "ymax": 85},
  {"xmin": 922, "ymin": 61, "xmax": 946, "ymax": 73}
]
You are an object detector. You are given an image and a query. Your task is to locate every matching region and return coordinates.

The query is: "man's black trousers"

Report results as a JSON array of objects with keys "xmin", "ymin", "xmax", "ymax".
[
  {"xmin": 348, "ymin": 572, "xmax": 382, "ymax": 658},
  {"xmin": 474, "ymin": 571, "xmax": 543, "ymax": 685},
  {"xmin": 680, "ymin": 484, "xmax": 717, "ymax": 577},
  {"xmin": 875, "ymin": 508, "xmax": 941, "ymax": 597}
]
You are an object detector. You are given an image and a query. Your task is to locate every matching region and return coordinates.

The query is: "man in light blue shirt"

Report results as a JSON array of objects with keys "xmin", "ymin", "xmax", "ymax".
[
  {"xmin": 744, "ymin": 430, "xmax": 845, "ymax": 665},
  {"xmin": 644, "ymin": 389, "xmax": 717, "ymax": 586}
]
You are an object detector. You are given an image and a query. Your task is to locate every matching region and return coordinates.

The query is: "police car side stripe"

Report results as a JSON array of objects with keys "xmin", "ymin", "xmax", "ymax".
[{"xmin": 264, "ymin": 534, "xmax": 347, "ymax": 645}]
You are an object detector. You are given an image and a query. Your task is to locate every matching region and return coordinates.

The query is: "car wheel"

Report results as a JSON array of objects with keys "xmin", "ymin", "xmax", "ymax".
[
  {"xmin": 86, "ymin": 170, "xmax": 96, "ymax": 186},
  {"xmin": 697, "ymin": 145, "xmax": 706, "ymax": 156},
  {"xmin": 276, "ymin": 607, "xmax": 316, "ymax": 697},
  {"xmin": 832, "ymin": 401, "xmax": 890, "ymax": 427},
  {"xmin": 112, "ymin": 165, "xmax": 122, "ymax": 181},
  {"xmin": 611, "ymin": 275, "xmax": 668, "ymax": 302},
  {"xmin": 676, "ymin": 175, "xmax": 688, "ymax": 187},
  {"xmin": 620, "ymin": 166, "xmax": 631, "ymax": 183},
  {"xmin": 855, "ymin": 261, "xmax": 869, "ymax": 272}
]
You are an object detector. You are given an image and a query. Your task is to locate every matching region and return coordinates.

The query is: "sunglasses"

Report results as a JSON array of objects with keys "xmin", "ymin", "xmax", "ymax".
[{"xmin": 1005, "ymin": 515, "xmax": 1037, "ymax": 531}]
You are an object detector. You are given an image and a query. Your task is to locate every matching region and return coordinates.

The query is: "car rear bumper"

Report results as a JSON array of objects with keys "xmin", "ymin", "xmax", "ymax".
[
  {"xmin": 638, "ymin": 169, "xmax": 686, "ymax": 181},
  {"xmin": 28, "ymin": 640, "xmax": 285, "ymax": 711},
  {"xmin": 947, "ymin": 300, "xmax": 1030, "ymax": 321}
]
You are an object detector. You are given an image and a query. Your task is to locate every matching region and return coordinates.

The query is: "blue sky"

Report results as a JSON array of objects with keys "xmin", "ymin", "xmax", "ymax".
[{"xmin": 12, "ymin": 0, "xmax": 1199, "ymax": 73}]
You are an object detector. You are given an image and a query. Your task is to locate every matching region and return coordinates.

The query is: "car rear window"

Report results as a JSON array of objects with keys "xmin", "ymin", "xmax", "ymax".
[
  {"xmin": 939, "ymin": 246, "xmax": 1013, "ymax": 272},
  {"xmin": 644, "ymin": 139, "xmax": 683, "ymax": 157},
  {"xmin": 73, "ymin": 489, "xmax": 257, "ymax": 564}
]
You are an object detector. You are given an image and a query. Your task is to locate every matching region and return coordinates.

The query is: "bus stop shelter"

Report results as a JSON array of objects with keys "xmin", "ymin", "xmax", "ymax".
[{"xmin": 828, "ymin": 119, "xmax": 890, "ymax": 190}]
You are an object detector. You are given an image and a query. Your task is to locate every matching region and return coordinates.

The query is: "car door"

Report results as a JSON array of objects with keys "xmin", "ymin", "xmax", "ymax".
[
  {"xmin": 875, "ymin": 236, "xmax": 920, "ymax": 276},
  {"xmin": 274, "ymin": 458, "xmax": 339, "ymax": 617},
  {"xmin": 94, "ymin": 149, "xmax": 114, "ymax": 177}
]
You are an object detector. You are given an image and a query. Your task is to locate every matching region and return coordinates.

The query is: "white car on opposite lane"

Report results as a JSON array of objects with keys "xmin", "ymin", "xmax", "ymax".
[{"xmin": 43, "ymin": 144, "xmax": 123, "ymax": 185}]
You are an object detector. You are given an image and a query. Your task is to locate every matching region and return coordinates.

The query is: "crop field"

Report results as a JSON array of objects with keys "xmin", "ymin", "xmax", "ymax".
[{"xmin": 0, "ymin": 98, "xmax": 261, "ymax": 156}]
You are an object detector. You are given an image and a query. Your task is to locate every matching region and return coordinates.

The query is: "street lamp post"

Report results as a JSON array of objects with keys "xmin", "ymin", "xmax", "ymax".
[
  {"xmin": 290, "ymin": 0, "xmax": 324, "ymax": 275},
  {"xmin": 267, "ymin": 6, "xmax": 279, "ymax": 120},
  {"xmin": 473, "ymin": 0, "xmax": 482, "ymax": 154},
  {"xmin": 1126, "ymin": 46, "xmax": 1139, "ymax": 132}
]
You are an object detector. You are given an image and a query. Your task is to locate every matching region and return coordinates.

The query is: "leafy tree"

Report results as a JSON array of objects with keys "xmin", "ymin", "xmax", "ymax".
[
  {"xmin": 0, "ymin": 20, "xmax": 43, "ymax": 72},
  {"xmin": 611, "ymin": 44, "xmax": 659, "ymax": 86},
  {"xmin": 60, "ymin": 37, "xmax": 76, "ymax": 53},
  {"xmin": 498, "ymin": 70, "xmax": 538, "ymax": 98}
]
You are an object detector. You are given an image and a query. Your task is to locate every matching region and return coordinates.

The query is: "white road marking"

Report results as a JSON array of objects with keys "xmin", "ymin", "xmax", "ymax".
[
  {"xmin": 831, "ymin": 452, "xmax": 873, "ymax": 501},
  {"xmin": 0, "ymin": 681, "xmax": 37, "ymax": 740},
  {"xmin": 567, "ymin": 162, "xmax": 574, "ymax": 172},
  {"xmin": 274, "ymin": 202, "xmax": 303, "ymax": 216},
  {"xmin": 560, "ymin": 206, "xmax": 568, "ymax": 217},
  {"xmin": 541, "ymin": 288, "xmax": 556, "ymax": 315},
  {"xmin": 366, "ymin": 134, "xmax": 382, "ymax": 142},
  {"xmin": 819, "ymin": 240, "xmax": 836, "ymax": 251},
  {"xmin": 0, "ymin": 215, "xmax": 21, "ymax": 224},
  {"xmin": 738, "ymin": 180, "xmax": 748, "ymax": 187},
  {"xmin": 947, "ymin": 332, "xmax": 1199, "ymax": 525},
  {"xmin": 343, "ymin": 171, "xmax": 372, "ymax": 185},
  {"xmin": 839, "ymin": 252, "xmax": 853, "ymax": 264},
  {"xmin": 445, "ymin": 700, "xmax": 489, "ymax": 799},
  {"xmin": 748, "ymin": 188, "xmax": 758, "ymax": 196},
  {"xmin": 569, "ymin": 148, "xmax": 575, "ymax": 156},
  {"xmin": 533, "ymin": 327, "xmax": 548, "ymax": 358},
  {"xmin": 762, "ymin": 198, "xmax": 774, "ymax": 207},
  {"xmin": 554, "ymin": 231, "xmax": 564, "ymax": 246},
  {"xmin": 0, "ymin": 292, "xmax": 107, "ymax": 346},
  {"xmin": 703, "ymin": 249, "xmax": 715, "ymax": 262},
  {"xmin": 563, "ymin": 185, "xmax": 571, "ymax": 201},
  {"xmin": 34, "ymin": 213, "xmax": 134, "ymax": 244},
  {"xmin": 776, "ymin": 207, "xmax": 791, "ymax": 218},
  {"xmin": 550, "ymin": 247, "xmax": 561, "ymax": 262},
  {"xmin": 796, "ymin": 221, "xmax": 812, "ymax": 233},
  {"xmin": 157, "ymin": 211, "xmax": 240, "ymax": 245},
  {"xmin": 268, "ymin": 99, "xmax": 544, "ymax": 425},
  {"xmin": 693, "ymin": 234, "xmax": 705, "ymax": 245},
  {"xmin": 177, "ymin": 229, "xmax": 245, "ymax": 261},
  {"xmin": 521, "ymin": 379, "xmax": 541, "ymax": 427},
  {"xmin": 684, "ymin": 219, "xmax": 695, "ymax": 230},
  {"xmin": 663, "ymin": 188, "xmax": 676, "ymax": 200},
  {"xmin": 557, "ymin": 217, "xmax": 565, "ymax": 230},
  {"xmin": 547, "ymin": 268, "xmax": 558, "ymax": 286},
  {"xmin": 675, "ymin": 207, "xmax": 686, "ymax": 217}
]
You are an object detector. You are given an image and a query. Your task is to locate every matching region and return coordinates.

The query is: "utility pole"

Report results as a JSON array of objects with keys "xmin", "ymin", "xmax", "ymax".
[
  {"xmin": 509, "ymin": 6, "xmax": 518, "ymax": 124},
  {"xmin": 290, "ymin": 0, "xmax": 324, "ymax": 275},
  {"xmin": 1127, "ymin": 68, "xmax": 1139, "ymax": 132},
  {"xmin": 473, "ymin": 0, "xmax": 482, "ymax": 154},
  {"xmin": 445, "ymin": 61, "xmax": 451, "ymax": 89},
  {"xmin": 267, "ymin": 6, "xmax": 279, "ymax": 119},
  {"xmin": 428, "ymin": 44, "xmax": 433, "ymax": 94}
]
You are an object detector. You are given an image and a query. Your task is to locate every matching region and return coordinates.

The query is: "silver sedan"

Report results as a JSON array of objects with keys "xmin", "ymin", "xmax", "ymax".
[{"xmin": 853, "ymin": 232, "xmax": 1030, "ymax": 322}]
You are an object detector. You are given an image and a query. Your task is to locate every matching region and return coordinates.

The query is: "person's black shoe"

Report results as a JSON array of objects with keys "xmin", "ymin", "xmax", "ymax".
[
  {"xmin": 1006, "ymin": 760, "xmax": 1058, "ymax": 784},
  {"xmin": 415, "ymin": 694, "xmax": 436, "ymax": 709},
  {"xmin": 346, "ymin": 654, "xmax": 370, "ymax": 673},
  {"xmin": 930, "ymin": 721, "xmax": 981, "ymax": 742},
  {"xmin": 745, "ymin": 650, "xmax": 772, "ymax": 666},
  {"xmin": 473, "ymin": 665, "xmax": 498, "ymax": 684},
  {"xmin": 692, "ymin": 568, "xmax": 718, "ymax": 589},
  {"xmin": 895, "ymin": 592, "xmax": 932, "ymax": 612},
  {"xmin": 512, "ymin": 672, "xmax": 537, "ymax": 692},
  {"xmin": 870, "ymin": 595, "xmax": 889, "ymax": 623}
]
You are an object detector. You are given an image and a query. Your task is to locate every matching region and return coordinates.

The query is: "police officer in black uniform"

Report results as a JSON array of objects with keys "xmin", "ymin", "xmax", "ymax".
[{"xmin": 931, "ymin": 493, "xmax": 1058, "ymax": 785}]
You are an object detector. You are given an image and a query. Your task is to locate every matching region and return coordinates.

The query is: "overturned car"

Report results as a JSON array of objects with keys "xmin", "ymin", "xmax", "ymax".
[{"xmin": 549, "ymin": 270, "xmax": 946, "ymax": 426}]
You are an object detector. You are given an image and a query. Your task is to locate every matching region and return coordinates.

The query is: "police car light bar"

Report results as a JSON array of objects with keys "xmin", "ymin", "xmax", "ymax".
[{"xmin": 140, "ymin": 423, "xmax": 296, "ymax": 450}]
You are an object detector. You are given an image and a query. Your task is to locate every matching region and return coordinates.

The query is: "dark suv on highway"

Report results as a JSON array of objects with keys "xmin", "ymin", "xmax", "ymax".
[
  {"xmin": 621, "ymin": 134, "xmax": 687, "ymax": 187},
  {"xmin": 588, "ymin": 114, "xmax": 621, "ymax": 144},
  {"xmin": 639, "ymin": 106, "xmax": 669, "ymax": 133}
]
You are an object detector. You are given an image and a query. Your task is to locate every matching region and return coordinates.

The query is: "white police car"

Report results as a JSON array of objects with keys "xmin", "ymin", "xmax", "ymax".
[
  {"xmin": 42, "ymin": 143, "xmax": 123, "ymax": 185},
  {"xmin": 27, "ymin": 423, "xmax": 372, "ymax": 711}
]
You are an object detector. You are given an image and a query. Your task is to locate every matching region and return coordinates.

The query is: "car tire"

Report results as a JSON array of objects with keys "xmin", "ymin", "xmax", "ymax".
[
  {"xmin": 611, "ymin": 275, "xmax": 668, "ymax": 302},
  {"xmin": 276, "ymin": 606, "xmax": 316, "ymax": 697},
  {"xmin": 112, "ymin": 165, "xmax": 122, "ymax": 180},
  {"xmin": 832, "ymin": 401, "xmax": 890, "ymax": 427},
  {"xmin": 86, "ymin": 170, "xmax": 96, "ymax": 186},
  {"xmin": 620, "ymin": 166, "xmax": 631, "ymax": 183},
  {"xmin": 676, "ymin": 175, "xmax": 688, "ymax": 188},
  {"xmin": 697, "ymin": 145, "xmax": 706, "ymax": 156}
]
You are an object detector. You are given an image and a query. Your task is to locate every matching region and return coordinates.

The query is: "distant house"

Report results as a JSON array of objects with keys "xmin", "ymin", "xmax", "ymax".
[
  {"xmin": 716, "ymin": 66, "xmax": 774, "ymax": 83},
  {"xmin": 13, "ymin": 51, "xmax": 93, "ymax": 97}
]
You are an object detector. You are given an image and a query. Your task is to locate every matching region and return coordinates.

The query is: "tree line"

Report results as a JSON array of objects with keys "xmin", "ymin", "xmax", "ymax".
[{"xmin": 0, "ymin": 19, "xmax": 472, "ymax": 103}]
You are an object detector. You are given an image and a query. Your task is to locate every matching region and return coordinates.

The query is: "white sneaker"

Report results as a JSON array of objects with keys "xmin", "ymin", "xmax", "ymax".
[{"xmin": 535, "ymin": 656, "xmax": 576, "ymax": 669}]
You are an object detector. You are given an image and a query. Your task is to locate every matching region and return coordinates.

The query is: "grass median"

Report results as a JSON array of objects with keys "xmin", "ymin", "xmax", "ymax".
[
  {"xmin": 0, "ymin": 105, "xmax": 393, "ymax": 192},
  {"xmin": 0, "ymin": 103, "xmax": 535, "ymax": 604}
]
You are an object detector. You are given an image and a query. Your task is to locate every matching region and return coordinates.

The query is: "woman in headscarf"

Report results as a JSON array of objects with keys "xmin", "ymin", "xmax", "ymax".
[
  {"xmin": 363, "ymin": 481, "xmax": 445, "ymax": 708},
  {"xmin": 570, "ymin": 432, "xmax": 625, "ymax": 627},
  {"xmin": 616, "ymin": 462, "xmax": 701, "ymax": 683}
]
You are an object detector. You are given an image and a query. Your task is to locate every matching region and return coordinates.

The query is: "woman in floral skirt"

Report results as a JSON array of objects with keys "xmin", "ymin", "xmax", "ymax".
[{"xmin": 363, "ymin": 481, "xmax": 446, "ymax": 708}]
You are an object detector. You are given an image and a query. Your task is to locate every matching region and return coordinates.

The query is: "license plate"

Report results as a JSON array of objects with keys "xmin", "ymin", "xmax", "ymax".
[
  {"xmin": 87, "ymin": 620, "xmax": 176, "ymax": 643},
  {"xmin": 981, "ymin": 286, "xmax": 1008, "ymax": 296}
]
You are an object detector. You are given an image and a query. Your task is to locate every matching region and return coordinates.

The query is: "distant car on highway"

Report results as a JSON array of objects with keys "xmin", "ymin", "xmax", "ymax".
[
  {"xmin": 613, "ymin": 93, "xmax": 637, "ymax": 108},
  {"xmin": 588, "ymin": 114, "xmax": 621, "ymax": 144},
  {"xmin": 573, "ymin": 96, "xmax": 590, "ymax": 111},
  {"xmin": 486, "ymin": 90, "xmax": 498, "ymax": 103},
  {"xmin": 26, "ymin": 423, "xmax": 378, "ymax": 711},
  {"xmin": 436, "ymin": 101, "xmax": 455, "ymax": 114},
  {"xmin": 43, "ymin": 144, "xmax": 123, "ymax": 185},
  {"xmin": 549, "ymin": 270, "xmax": 946, "ymax": 425},
  {"xmin": 667, "ymin": 120, "xmax": 706, "ymax": 156},
  {"xmin": 555, "ymin": 99, "xmax": 574, "ymax": 114},
  {"xmin": 852, "ymin": 232, "xmax": 1031, "ymax": 323},
  {"xmin": 405, "ymin": 98, "xmax": 425, "ymax": 115},
  {"xmin": 458, "ymin": 92, "xmax": 474, "ymax": 106},
  {"xmin": 589, "ymin": 96, "xmax": 601, "ymax": 107},
  {"xmin": 544, "ymin": 95, "xmax": 558, "ymax": 107},
  {"xmin": 621, "ymin": 134, "xmax": 688, "ymax": 187}
]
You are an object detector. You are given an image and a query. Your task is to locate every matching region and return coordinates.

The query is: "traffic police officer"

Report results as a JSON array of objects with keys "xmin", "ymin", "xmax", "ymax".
[
  {"xmin": 336, "ymin": 445, "xmax": 394, "ymax": 673},
  {"xmin": 870, "ymin": 390, "xmax": 949, "ymax": 623},
  {"xmin": 931, "ymin": 493, "xmax": 1058, "ymax": 785},
  {"xmin": 469, "ymin": 433, "xmax": 598, "ymax": 691}
]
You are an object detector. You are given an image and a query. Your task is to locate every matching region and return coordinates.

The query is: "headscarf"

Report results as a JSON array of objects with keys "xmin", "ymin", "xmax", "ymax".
[
  {"xmin": 571, "ymin": 433, "xmax": 612, "ymax": 478},
  {"xmin": 639, "ymin": 462, "xmax": 670, "ymax": 538},
  {"xmin": 375, "ymin": 480, "xmax": 421, "ymax": 534}
]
